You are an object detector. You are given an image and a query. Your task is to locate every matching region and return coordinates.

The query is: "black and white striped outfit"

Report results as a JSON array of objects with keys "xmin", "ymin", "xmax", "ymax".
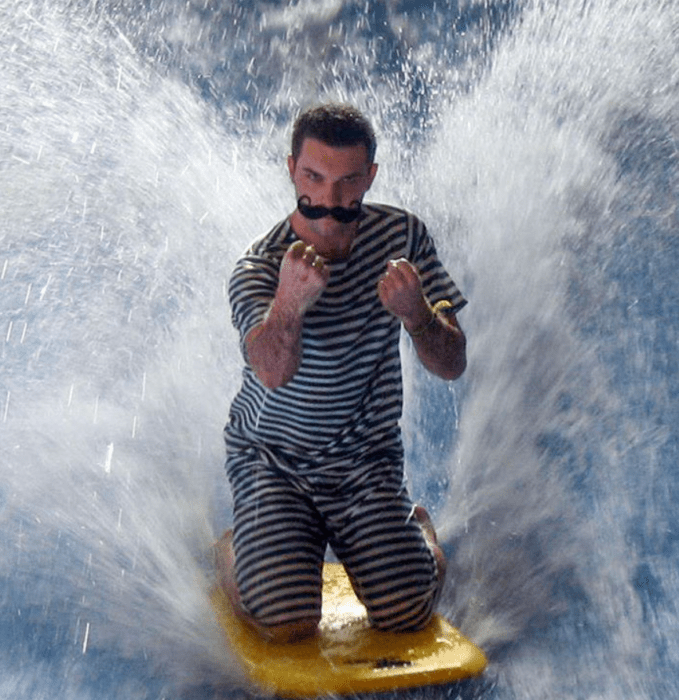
[{"xmin": 224, "ymin": 203, "xmax": 466, "ymax": 632}]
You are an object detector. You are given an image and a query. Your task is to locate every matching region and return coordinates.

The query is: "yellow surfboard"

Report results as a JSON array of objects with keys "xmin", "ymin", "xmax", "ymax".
[{"xmin": 212, "ymin": 562, "xmax": 487, "ymax": 697}]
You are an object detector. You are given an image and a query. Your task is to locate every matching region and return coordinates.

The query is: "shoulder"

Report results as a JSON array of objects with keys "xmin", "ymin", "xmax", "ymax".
[
  {"xmin": 358, "ymin": 203, "xmax": 428, "ymax": 259},
  {"xmin": 363, "ymin": 202, "xmax": 420, "ymax": 222},
  {"xmin": 360, "ymin": 203, "xmax": 427, "ymax": 238},
  {"xmin": 241, "ymin": 218, "xmax": 295, "ymax": 260},
  {"xmin": 229, "ymin": 219, "xmax": 293, "ymax": 296}
]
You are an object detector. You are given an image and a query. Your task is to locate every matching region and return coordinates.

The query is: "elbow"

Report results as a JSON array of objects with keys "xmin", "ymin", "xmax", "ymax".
[
  {"xmin": 437, "ymin": 353, "xmax": 466, "ymax": 381},
  {"xmin": 245, "ymin": 331, "xmax": 299, "ymax": 389},
  {"xmin": 256, "ymin": 370, "xmax": 290, "ymax": 390},
  {"xmin": 254, "ymin": 364, "xmax": 298, "ymax": 390},
  {"xmin": 257, "ymin": 374, "xmax": 282, "ymax": 390},
  {"xmin": 439, "ymin": 331, "xmax": 467, "ymax": 381},
  {"xmin": 446, "ymin": 355, "xmax": 467, "ymax": 381}
]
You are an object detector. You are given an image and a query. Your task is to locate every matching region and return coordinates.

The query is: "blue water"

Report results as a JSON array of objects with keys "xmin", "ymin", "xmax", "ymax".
[{"xmin": 1, "ymin": 1, "xmax": 678, "ymax": 698}]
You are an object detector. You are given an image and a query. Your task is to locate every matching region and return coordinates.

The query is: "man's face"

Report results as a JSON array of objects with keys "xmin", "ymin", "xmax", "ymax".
[{"xmin": 288, "ymin": 137, "xmax": 378, "ymax": 244}]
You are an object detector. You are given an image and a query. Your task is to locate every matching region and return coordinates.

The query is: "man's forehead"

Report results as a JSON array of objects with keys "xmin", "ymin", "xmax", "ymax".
[{"xmin": 294, "ymin": 138, "xmax": 372, "ymax": 173}]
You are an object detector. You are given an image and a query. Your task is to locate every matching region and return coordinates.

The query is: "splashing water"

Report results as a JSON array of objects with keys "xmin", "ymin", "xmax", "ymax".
[{"xmin": 1, "ymin": 1, "xmax": 678, "ymax": 698}]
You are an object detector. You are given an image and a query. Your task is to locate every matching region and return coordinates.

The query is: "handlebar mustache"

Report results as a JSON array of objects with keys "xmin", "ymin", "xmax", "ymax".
[{"xmin": 297, "ymin": 196, "xmax": 362, "ymax": 224}]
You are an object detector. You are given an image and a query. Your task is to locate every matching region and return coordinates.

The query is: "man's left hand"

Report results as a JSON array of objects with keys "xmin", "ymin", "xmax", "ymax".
[{"xmin": 377, "ymin": 258, "xmax": 432, "ymax": 334}]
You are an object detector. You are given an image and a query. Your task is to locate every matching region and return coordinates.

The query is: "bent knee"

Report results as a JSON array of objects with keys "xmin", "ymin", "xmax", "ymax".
[
  {"xmin": 366, "ymin": 580, "xmax": 439, "ymax": 633},
  {"xmin": 371, "ymin": 598, "xmax": 436, "ymax": 632},
  {"xmin": 239, "ymin": 588, "xmax": 322, "ymax": 641}
]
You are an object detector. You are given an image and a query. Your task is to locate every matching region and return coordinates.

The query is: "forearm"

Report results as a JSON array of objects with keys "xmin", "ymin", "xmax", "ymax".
[
  {"xmin": 377, "ymin": 258, "xmax": 466, "ymax": 380},
  {"xmin": 244, "ymin": 241, "xmax": 329, "ymax": 389},
  {"xmin": 405, "ymin": 309, "xmax": 467, "ymax": 381},
  {"xmin": 245, "ymin": 298, "xmax": 304, "ymax": 389}
]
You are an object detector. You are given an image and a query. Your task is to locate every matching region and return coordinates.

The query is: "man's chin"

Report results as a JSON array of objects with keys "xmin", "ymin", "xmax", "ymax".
[
  {"xmin": 311, "ymin": 220, "xmax": 344, "ymax": 238},
  {"xmin": 313, "ymin": 223, "xmax": 356, "ymax": 259}
]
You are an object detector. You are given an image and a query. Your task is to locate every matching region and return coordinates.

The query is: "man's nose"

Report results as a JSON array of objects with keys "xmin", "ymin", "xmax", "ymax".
[{"xmin": 323, "ymin": 181, "xmax": 343, "ymax": 207}]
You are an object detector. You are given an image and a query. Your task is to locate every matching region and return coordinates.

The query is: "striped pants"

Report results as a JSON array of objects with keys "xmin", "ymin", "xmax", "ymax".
[{"xmin": 226, "ymin": 444, "xmax": 440, "ymax": 633}]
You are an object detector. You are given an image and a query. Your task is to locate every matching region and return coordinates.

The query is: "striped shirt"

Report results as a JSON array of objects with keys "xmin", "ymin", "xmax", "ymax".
[{"xmin": 224, "ymin": 203, "xmax": 466, "ymax": 473}]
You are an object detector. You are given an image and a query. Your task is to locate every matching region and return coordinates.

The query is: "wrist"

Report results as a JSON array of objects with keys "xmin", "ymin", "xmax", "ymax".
[
  {"xmin": 268, "ymin": 295, "xmax": 305, "ymax": 333},
  {"xmin": 271, "ymin": 285, "xmax": 306, "ymax": 316},
  {"xmin": 405, "ymin": 306, "xmax": 436, "ymax": 337}
]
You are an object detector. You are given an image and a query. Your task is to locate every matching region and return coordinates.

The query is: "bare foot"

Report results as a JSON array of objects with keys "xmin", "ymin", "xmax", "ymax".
[
  {"xmin": 413, "ymin": 506, "xmax": 447, "ymax": 596},
  {"xmin": 413, "ymin": 505, "xmax": 438, "ymax": 545},
  {"xmin": 213, "ymin": 530, "xmax": 242, "ymax": 613}
]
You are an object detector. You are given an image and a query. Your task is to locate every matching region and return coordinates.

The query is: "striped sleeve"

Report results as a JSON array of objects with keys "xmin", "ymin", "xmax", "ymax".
[
  {"xmin": 409, "ymin": 217, "xmax": 467, "ymax": 314},
  {"xmin": 228, "ymin": 221, "xmax": 293, "ymax": 358}
]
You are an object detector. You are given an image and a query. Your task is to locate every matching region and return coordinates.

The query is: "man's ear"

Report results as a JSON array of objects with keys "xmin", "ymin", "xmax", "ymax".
[
  {"xmin": 287, "ymin": 154, "xmax": 296, "ymax": 180},
  {"xmin": 366, "ymin": 162, "xmax": 378, "ymax": 190}
]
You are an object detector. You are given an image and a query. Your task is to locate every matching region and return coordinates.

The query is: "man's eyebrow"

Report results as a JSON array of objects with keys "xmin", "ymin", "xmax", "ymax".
[{"xmin": 302, "ymin": 166, "xmax": 365, "ymax": 179}]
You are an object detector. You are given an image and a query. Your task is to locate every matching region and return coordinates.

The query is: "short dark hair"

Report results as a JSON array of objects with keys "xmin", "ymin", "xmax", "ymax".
[{"xmin": 291, "ymin": 104, "xmax": 377, "ymax": 163}]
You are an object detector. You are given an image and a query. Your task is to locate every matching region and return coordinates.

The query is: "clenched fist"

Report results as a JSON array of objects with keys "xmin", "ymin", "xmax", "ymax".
[
  {"xmin": 277, "ymin": 240, "xmax": 330, "ymax": 315},
  {"xmin": 377, "ymin": 258, "xmax": 432, "ymax": 333}
]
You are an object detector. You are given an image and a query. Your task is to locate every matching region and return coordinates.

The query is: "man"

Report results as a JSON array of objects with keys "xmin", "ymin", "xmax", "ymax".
[{"xmin": 216, "ymin": 104, "xmax": 467, "ymax": 643}]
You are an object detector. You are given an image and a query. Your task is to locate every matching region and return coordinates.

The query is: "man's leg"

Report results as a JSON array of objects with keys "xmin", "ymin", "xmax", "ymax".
[
  {"xmin": 217, "ymin": 464, "xmax": 327, "ymax": 642},
  {"xmin": 325, "ymin": 477, "xmax": 445, "ymax": 633},
  {"xmin": 214, "ymin": 530, "xmax": 321, "ymax": 642}
]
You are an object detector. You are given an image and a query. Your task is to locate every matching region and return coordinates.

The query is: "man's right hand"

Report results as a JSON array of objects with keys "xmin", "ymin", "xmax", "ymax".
[{"xmin": 276, "ymin": 240, "xmax": 329, "ymax": 315}]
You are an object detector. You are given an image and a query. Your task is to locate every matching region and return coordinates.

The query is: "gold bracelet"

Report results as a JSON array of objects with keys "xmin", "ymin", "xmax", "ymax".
[
  {"xmin": 408, "ymin": 300, "xmax": 455, "ymax": 337},
  {"xmin": 431, "ymin": 300, "xmax": 454, "ymax": 314}
]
